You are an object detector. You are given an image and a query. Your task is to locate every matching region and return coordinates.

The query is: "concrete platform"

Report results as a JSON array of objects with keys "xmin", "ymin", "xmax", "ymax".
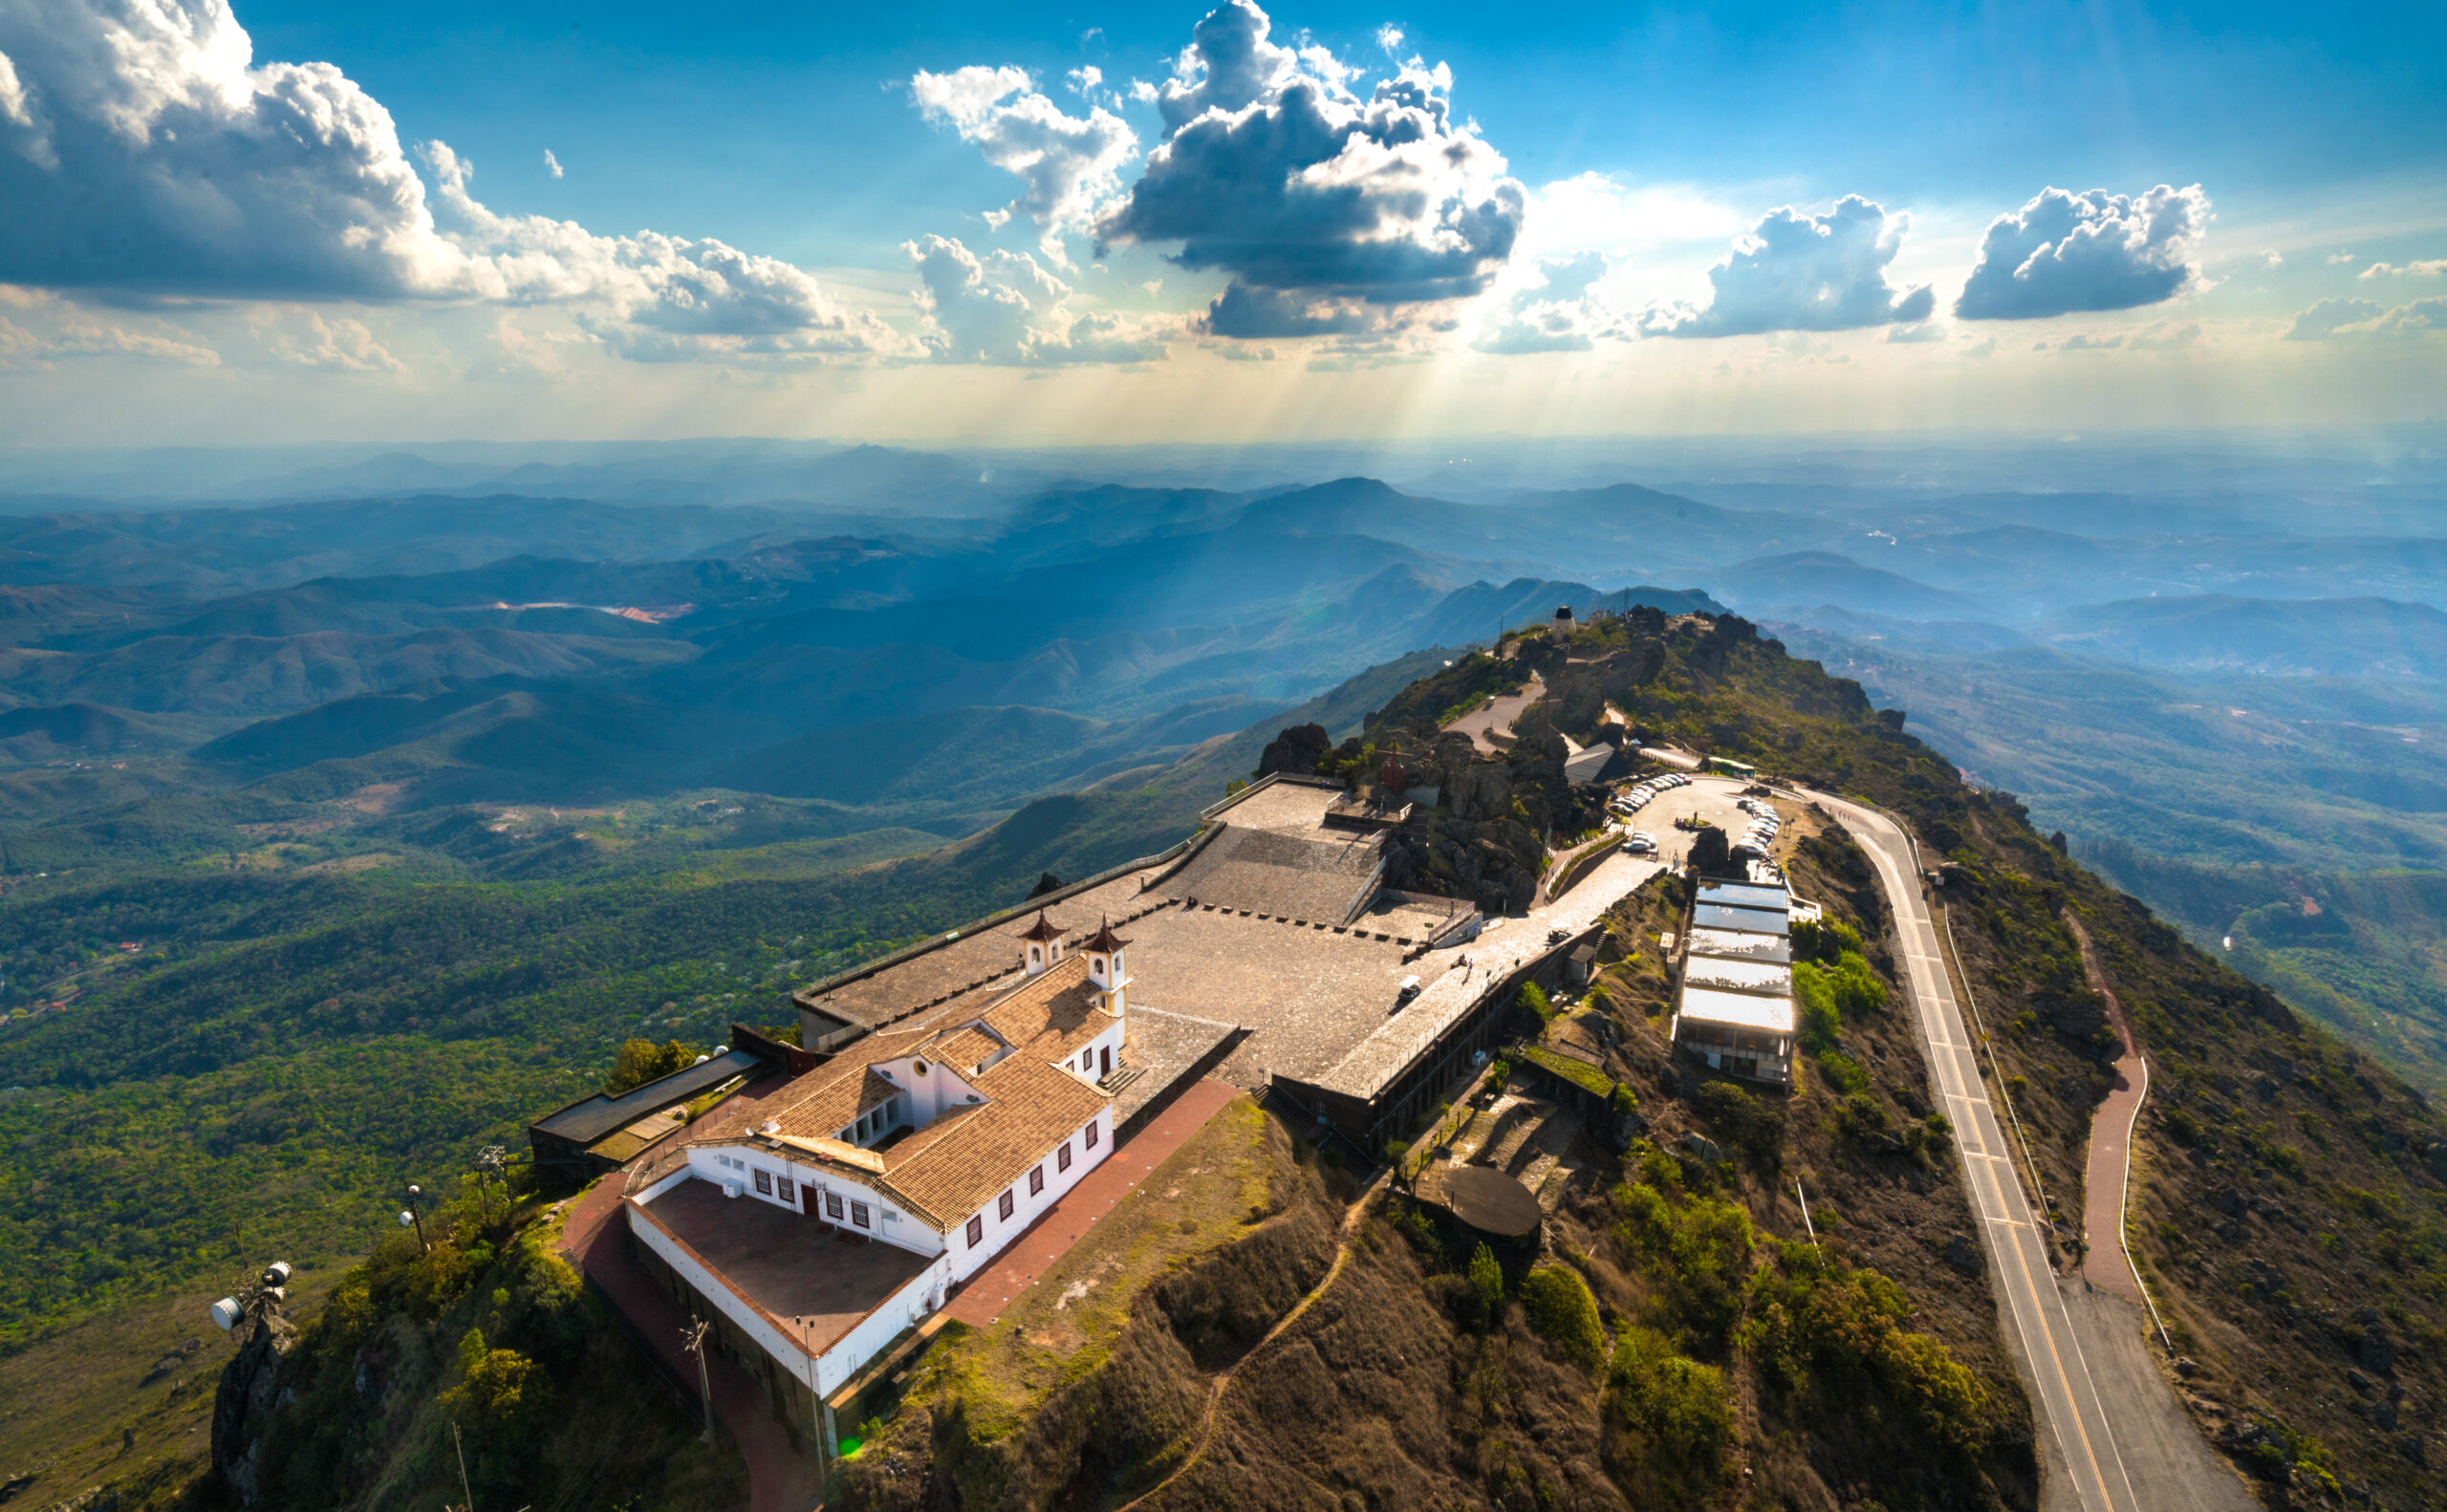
[
  {"xmin": 1115, "ymin": 1004, "xmax": 1241, "ymax": 1130},
  {"xmin": 636, "ymin": 1177, "xmax": 930, "ymax": 1355}
]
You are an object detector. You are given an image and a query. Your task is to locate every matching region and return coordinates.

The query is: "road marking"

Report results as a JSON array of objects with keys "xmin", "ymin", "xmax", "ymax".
[{"xmin": 1810, "ymin": 790, "xmax": 2139, "ymax": 1512}]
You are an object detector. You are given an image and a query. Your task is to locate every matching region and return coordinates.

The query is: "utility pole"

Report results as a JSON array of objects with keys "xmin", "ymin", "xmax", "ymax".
[
  {"xmin": 452, "ymin": 1421, "xmax": 475, "ymax": 1511},
  {"xmin": 681, "ymin": 1319, "xmax": 715, "ymax": 1449}
]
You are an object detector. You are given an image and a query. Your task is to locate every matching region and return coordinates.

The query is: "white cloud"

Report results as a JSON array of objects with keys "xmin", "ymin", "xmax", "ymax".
[
  {"xmin": 910, "ymin": 65, "xmax": 1137, "ymax": 263},
  {"xmin": 2260, "ymin": 249, "xmax": 2282, "ymax": 270},
  {"xmin": 2057, "ymin": 333, "xmax": 2122, "ymax": 351},
  {"xmin": 0, "ymin": 0, "xmax": 896, "ymax": 365},
  {"xmin": 905, "ymin": 233, "xmax": 1170, "ymax": 365},
  {"xmin": 1375, "ymin": 24, "xmax": 1404, "ymax": 54},
  {"xmin": 1637, "ymin": 196, "xmax": 1934, "ymax": 337},
  {"xmin": 425, "ymin": 145, "xmax": 910, "ymax": 364},
  {"xmin": 1885, "ymin": 323, "xmax": 1944, "ymax": 343},
  {"xmin": 1956, "ymin": 184, "xmax": 2210, "ymax": 320},
  {"xmin": 1097, "ymin": 1, "xmax": 1524, "ymax": 337},
  {"xmin": 2287, "ymin": 294, "xmax": 2447, "ymax": 341},
  {"xmin": 2360, "ymin": 260, "xmax": 2447, "ymax": 280},
  {"xmin": 2127, "ymin": 320, "xmax": 2201, "ymax": 350},
  {"xmin": 0, "ymin": 287, "xmax": 217, "ymax": 366},
  {"xmin": 1474, "ymin": 251, "xmax": 1622, "ymax": 354},
  {"xmin": 543, "ymin": 148, "xmax": 562, "ymax": 179},
  {"xmin": 249, "ymin": 307, "xmax": 402, "ymax": 371},
  {"xmin": 2326, "ymin": 249, "xmax": 2358, "ymax": 266}
]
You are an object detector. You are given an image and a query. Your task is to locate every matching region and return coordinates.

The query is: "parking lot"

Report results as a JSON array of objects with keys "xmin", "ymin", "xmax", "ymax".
[{"xmin": 1599, "ymin": 769, "xmax": 1797, "ymax": 875}]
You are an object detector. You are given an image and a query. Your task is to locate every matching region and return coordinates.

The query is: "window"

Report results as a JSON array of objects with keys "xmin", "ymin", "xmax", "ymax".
[
  {"xmin": 998, "ymin": 1189, "xmax": 1014, "ymax": 1220},
  {"xmin": 752, "ymin": 1169, "xmax": 771, "ymax": 1195},
  {"xmin": 1056, "ymin": 1139, "xmax": 1072, "ymax": 1173},
  {"xmin": 1029, "ymin": 1164, "xmax": 1045, "ymax": 1197},
  {"xmin": 1084, "ymin": 1119, "xmax": 1098, "ymax": 1150},
  {"xmin": 777, "ymin": 1177, "xmax": 795, "ymax": 1204},
  {"xmin": 826, "ymin": 1192, "xmax": 844, "ymax": 1220},
  {"xmin": 966, "ymin": 1215, "xmax": 984, "ymax": 1247},
  {"xmin": 851, "ymin": 1200, "xmax": 871, "ymax": 1228}
]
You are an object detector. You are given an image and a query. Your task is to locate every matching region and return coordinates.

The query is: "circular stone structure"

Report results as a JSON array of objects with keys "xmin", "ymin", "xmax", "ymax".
[{"xmin": 1440, "ymin": 1165, "xmax": 1542, "ymax": 1238}]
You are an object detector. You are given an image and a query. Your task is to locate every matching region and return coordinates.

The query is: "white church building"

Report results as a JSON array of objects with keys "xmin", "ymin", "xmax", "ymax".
[{"xmin": 623, "ymin": 914, "xmax": 1135, "ymax": 1445}]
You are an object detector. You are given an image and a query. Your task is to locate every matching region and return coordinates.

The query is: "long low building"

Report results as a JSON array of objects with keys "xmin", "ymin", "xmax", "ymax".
[{"xmin": 1671, "ymin": 878, "xmax": 1797, "ymax": 1085}]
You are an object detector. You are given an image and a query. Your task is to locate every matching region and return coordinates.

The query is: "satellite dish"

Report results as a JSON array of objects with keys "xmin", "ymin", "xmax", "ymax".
[
  {"xmin": 210, "ymin": 1297, "xmax": 242, "ymax": 1331},
  {"xmin": 713, "ymin": 1045, "xmax": 729, "ymax": 1056},
  {"xmin": 399, "ymin": 1210, "xmax": 416, "ymax": 1227}
]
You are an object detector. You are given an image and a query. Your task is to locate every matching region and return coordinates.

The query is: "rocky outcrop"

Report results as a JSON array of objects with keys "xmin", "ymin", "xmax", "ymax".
[
  {"xmin": 211, "ymin": 1309, "xmax": 297, "ymax": 1506},
  {"xmin": 1257, "ymin": 722, "xmax": 1332, "ymax": 778}
]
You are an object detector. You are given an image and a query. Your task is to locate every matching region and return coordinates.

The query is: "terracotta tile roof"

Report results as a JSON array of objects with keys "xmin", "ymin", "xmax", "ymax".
[
  {"xmin": 1018, "ymin": 910, "xmax": 1065, "ymax": 942},
  {"xmin": 1083, "ymin": 918, "xmax": 1129, "ymax": 952},
  {"xmin": 761, "ymin": 1026, "xmax": 932, "ymax": 1141},
  {"xmin": 930, "ymin": 1026, "xmax": 1003, "ymax": 1076},
  {"xmin": 978, "ymin": 955, "xmax": 1115, "ymax": 1063},
  {"xmin": 879, "ymin": 1054, "xmax": 1107, "ymax": 1228}
]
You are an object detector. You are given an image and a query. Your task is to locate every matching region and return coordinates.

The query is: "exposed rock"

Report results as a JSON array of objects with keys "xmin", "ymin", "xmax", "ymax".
[
  {"xmin": 1940, "ymin": 1234, "xmax": 1984, "ymax": 1277},
  {"xmin": 211, "ymin": 1309, "xmax": 298, "ymax": 1506},
  {"xmin": 1678, "ymin": 1132, "xmax": 1724, "ymax": 1166},
  {"xmin": 1257, "ymin": 722, "xmax": 1332, "ymax": 778}
]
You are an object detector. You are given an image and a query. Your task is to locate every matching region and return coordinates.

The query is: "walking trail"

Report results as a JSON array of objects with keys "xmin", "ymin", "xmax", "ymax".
[
  {"xmin": 2065, "ymin": 910, "xmax": 2150, "ymax": 1305},
  {"xmin": 1112, "ymin": 1169, "xmax": 1393, "ymax": 1511}
]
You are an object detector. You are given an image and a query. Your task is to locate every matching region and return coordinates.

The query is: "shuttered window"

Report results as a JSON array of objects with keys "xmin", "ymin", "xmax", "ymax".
[
  {"xmin": 966, "ymin": 1215, "xmax": 984, "ymax": 1247},
  {"xmin": 1029, "ymin": 1165, "xmax": 1045, "ymax": 1197},
  {"xmin": 1056, "ymin": 1140, "xmax": 1072, "ymax": 1173}
]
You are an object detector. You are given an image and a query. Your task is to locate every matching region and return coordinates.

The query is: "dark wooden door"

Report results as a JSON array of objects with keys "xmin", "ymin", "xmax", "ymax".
[{"xmin": 1100, "ymin": 1046, "xmax": 1112, "ymax": 1078}]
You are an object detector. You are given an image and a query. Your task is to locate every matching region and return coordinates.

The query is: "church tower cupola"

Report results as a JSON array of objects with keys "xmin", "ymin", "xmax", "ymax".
[
  {"xmin": 1084, "ymin": 917, "xmax": 1130, "ymax": 1018},
  {"xmin": 1019, "ymin": 911, "xmax": 1064, "ymax": 976}
]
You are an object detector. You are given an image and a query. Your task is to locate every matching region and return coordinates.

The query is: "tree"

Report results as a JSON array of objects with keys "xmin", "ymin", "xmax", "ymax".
[{"xmin": 604, "ymin": 1039, "xmax": 694, "ymax": 1094}]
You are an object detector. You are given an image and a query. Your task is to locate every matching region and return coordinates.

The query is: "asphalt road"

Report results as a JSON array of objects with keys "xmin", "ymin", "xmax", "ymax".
[{"xmin": 1806, "ymin": 789, "xmax": 2252, "ymax": 1512}]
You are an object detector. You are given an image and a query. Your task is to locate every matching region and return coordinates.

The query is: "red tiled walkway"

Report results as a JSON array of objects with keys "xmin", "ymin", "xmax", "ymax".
[
  {"xmin": 560, "ymin": 1176, "xmax": 826, "ymax": 1512},
  {"xmin": 945, "ymin": 1077, "xmax": 1241, "ymax": 1327}
]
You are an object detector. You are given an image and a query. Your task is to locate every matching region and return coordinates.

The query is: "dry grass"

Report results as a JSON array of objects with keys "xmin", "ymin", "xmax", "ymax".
[
  {"xmin": 0, "ymin": 1263, "xmax": 343, "ymax": 1504},
  {"xmin": 899, "ymin": 1095, "xmax": 1280, "ymax": 1443}
]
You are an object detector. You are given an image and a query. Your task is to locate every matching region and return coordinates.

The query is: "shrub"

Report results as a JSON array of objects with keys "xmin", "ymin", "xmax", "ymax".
[
  {"xmin": 1518, "ymin": 982, "xmax": 1553, "ymax": 1021},
  {"xmin": 1816, "ymin": 1050, "xmax": 1871, "ymax": 1096},
  {"xmin": 1744, "ymin": 1242, "xmax": 1989, "ymax": 1457},
  {"xmin": 1520, "ymin": 1264, "xmax": 1606, "ymax": 1370},
  {"xmin": 1693, "ymin": 1082, "xmax": 1784, "ymax": 1166},
  {"xmin": 1829, "ymin": 951, "xmax": 1889, "ymax": 1018},
  {"xmin": 1791, "ymin": 917, "xmax": 1862, "ymax": 963},
  {"xmin": 1467, "ymin": 1242, "xmax": 1505, "ymax": 1326},
  {"xmin": 440, "ymin": 1326, "xmax": 542, "ymax": 1429},
  {"xmin": 1604, "ymin": 1326, "xmax": 1732, "ymax": 1501},
  {"xmin": 1610, "ymin": 1173, "xmax": 1755, "ymax": 1352},
  {"xmin": 1793, "ymin": 961, "xmax": 1840, "ymax": 1050}
]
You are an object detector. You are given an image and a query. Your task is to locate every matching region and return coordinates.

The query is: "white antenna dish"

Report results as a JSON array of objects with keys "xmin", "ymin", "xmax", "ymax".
[{"xmin": 210, "ymin": 1297, "xmax": 242, "ymax": 1331}]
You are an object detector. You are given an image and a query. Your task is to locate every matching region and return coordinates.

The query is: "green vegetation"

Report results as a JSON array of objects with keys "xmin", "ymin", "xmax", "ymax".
[
  {"xmin": 1518, "ymin": 1043, "xmax": 1614, "ymax": 1098},
  {"xmin": 603, "ymin": 1036, "xmax": 700, "ymax": 1094},
  {"xmin": 1518, "ymin": 1264, "xmax": 1605, "ymax": 1370},
  {"xmin": 1466, "ymin": 1242, "xmax": 1505, "ymax": 1323},
  {"xmin": 1746, "ymin": 1242, "xmax": 1994, "ymax": 1458},
  {"xmin": 1601, "ymin": 1326, "xmax": 1730, "ymax": 1503},
  {"xmin": 249, "ymin": 1176, "xmax": 737, "ymax": 1509}
]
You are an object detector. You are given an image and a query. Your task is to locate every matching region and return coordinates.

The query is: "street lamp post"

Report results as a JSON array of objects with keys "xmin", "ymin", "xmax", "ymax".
[{"xmin": 401, "ymin": 1181, "xmax": 428, "ymax": 1253}]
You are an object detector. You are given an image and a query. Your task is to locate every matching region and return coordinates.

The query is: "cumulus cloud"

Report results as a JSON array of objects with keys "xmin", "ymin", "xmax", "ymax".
[
  {"xmin": 1636, "ymin": 196, "xmax": 1933, "ymax": 337},
  {"xmin": 425, "ymin": 146, "xmax": 909, "ymax": 364},
  {"xmin": 0, "ymin": 287, "xmax": 217, "ymax": 366},
  {"xmin": 0, "ymin": 0, "xmax": 896, "ymax": 363},
  {"xmin": 2360, "ymin": 259, "xmax": 2447, "ymax": 280},
  {"xmin": 1955, "ymin": 184, "xmax": 2211, "ymax": 320},
  {"xmin": 249, "ymin": 307, "xmax": 402, "ymax": 370},
  {"xmin": 1097, "ymin": 1, "xmax": 1525, "ymax": 335},
  {"xmin": 909, "ymin": 66, "xmax": 1136, "ymax": 261},
  {"xmin": 543, "ymin": 148, "xmax": 562, "ymax": 179},
  {"xmin": 1474, "ymin": 251, "xmax": 1622, "ymax": 354},
  {"xmin": 905, "ymin": 233, "xmax": 1169, "ymax": 365},
  {"xmin": 2287, "ymin": 294, "xmax": 2447, "ymax": 340}
]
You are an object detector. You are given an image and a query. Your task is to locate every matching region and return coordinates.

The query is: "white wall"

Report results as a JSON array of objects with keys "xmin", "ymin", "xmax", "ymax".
[{"xmin": 944, "ymin": 1107, "xmax": 1112, "ymax": 1285}]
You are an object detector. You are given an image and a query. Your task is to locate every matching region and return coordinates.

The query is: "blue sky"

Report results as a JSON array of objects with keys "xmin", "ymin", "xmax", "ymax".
[{"xmin": 0, "ymin": 0, "xmax": 2439, "ymax": 444}]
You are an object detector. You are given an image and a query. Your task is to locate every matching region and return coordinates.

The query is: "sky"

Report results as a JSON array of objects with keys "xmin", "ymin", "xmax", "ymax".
[{"xmin": 0, "ymin": 0, "xmax": 2440, "ymax": 447}]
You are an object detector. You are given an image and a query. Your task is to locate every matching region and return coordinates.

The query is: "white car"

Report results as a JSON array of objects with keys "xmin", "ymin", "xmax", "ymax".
[{"xmin": 1626, "ymin": 835, "xmax": 1657, "ymax": 853}]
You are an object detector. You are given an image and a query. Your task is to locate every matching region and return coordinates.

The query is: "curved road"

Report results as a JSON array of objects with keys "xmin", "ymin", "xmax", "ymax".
[{"xmin": 1804, "ymin": 790, "xmax": 2248, "ymax": 1512}]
